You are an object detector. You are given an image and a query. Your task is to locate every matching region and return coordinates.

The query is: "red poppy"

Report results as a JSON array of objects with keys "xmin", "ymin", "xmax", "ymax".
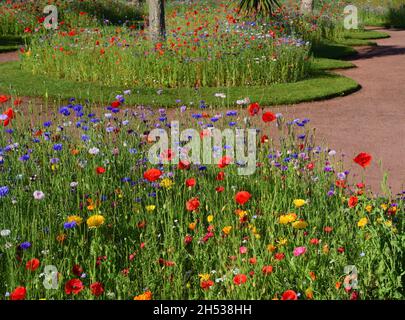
[
  {"xmin": 0, "ymin": 95, "xmax": 9, "ymax": 103},
  {"xmin": 13, "ymin": 99, "xmax": 22, "ymax": 106},
  {"xmin": 348, "ymin": 196, "xmax": 358, "ymax": 208},
  {"xmin": 216, "ymin": 171, "xmax": 225, "ymax": 181},
  {"xmin": 143, "ymin": 168, "xmax": 162, "ymax": 182},
  {"xmin": 262, "ymin": 265, "xmax": 273, "ymax": 274},
  {"xmin": 215, "ymin": 186, "xmax": 225, "ymax": 193},
  {"xmin": 335, "ymin": 180, "xmax": 347, "ymax": 189},
  {"xmin": 310, "ymin": 238, "xmax": 320, "ymax": 245},
  {"xmin": 218, "ymin": 156, "xmax": 232, "ymax": 168},
  {"xmin": 235, "ymin": 191, "xmax": 251, "ymax": 205},
  {"xmin": 249, "ymin": 257, "xmax": 257, "ymax": 265},
  {"xmin": 356, "ymin": 182, "xmax": 365, "ymax": 189},
  {"xmin": 178, "ymin": 160, "xmax": 190, "ymax": 170},
  {"xmin": 25, "ymin": 258, "xmax": 40, "ymax": 271},
  {"xmin": 200, "ymin": 280, "xmax": 214, "ymax": 290},
  {"xmin": 324, "ymin": 226, "xmax": 333, "ymax": 233},
  {"xmin": 96, "ymin": 166, "xmax": 106, "ymax": 175},
  {"xmin": 72, "ymin": 264, "xmax": 83, "ymax": 277},
  {"xmin": 353, "ymin": 152, "xmax": 372, "ymax": 168},
  {"xmin": 64, "ymin": 278, "xmax": 84, "ymax": 295},
  {"xmin": 262, "ymin": 111, "xmax": 276, "ymax": 123},
  {"xmin": 90, "ymin": 282, "xmax": 104, "ymax": 296},
  {"xmin": 10, "ymin": 286, "xmax": 26, "ymax": 300},
  {"xmin": 184, "ymin": 235, "xmax": 193, "ymax": 245},
  {"xmin": 261, "ymin": 135, "xmax": 269, "ymax": 143},
  {"xmin": 185, "ymin": 178, "xmax": 196, "ymax": 187},
  {"xmin": 248, "ymin": 102, "xmax": 260, "ymax": 116},
  {"xmin": 186, "ymin": 197, "xmax": 200, "ymax": 211},
  {"xmin": 111, "ymin": 100, "xmax": 120, "ymax": 108},
  {"xmin": 2, "ymin": 108, "xmax": 14, "ymax": 126},
  {"xmin": 274, "ymin": 252, "xmax": 285, "ymax": 261},
  {"xmin": 281, "ymin": 290, "xmax": 298, "ymax": 300},
  {"xmin": 233, "ymin": 274, "xmax": 247, "ymax": 285}
]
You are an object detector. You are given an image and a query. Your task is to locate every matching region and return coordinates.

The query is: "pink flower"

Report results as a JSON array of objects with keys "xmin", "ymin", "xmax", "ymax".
[
  {"xmin": 293, "ymin": 246, "xmax": 307, "ymax": 257},
  {"xmin": 239, "ymin": 246, "xmax": 248, "ymax": 254}
]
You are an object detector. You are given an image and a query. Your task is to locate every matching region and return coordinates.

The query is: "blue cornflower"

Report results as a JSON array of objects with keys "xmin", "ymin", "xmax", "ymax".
[
  {"xmin": 53, "ymin": 144, "xmax": 63, "ymax": 151},
  {"xmin": 226, "ymin": 110, "xmax": 238, "ymax": 116},
  {"xmin": 229, "ymin": 121, "xmax": 237, "ymax": 127},
  {"xmin": 59, "ymin": 107, "xmax": 71, "ymax": 116},
  {"xmin": 43, "ymin": 121, "xmax": 52, "ymax": 127},
  {"xmin": 0, "ymin": 186, "xmax": 9, "ymax": 198},
  {"xmin": 81, "ymin": 134, "xmax": 89, "ymax": 142},
  {"xmin": 64, "ymin": 221, "xmax": 77, "ymax": 230},
  {"xmin": 19, "ymin": 154, "xmax": 30, "ymax": 162},
  {"xmin": 20, "ymin": 242, "xmax": 31, "ymax": 250}
]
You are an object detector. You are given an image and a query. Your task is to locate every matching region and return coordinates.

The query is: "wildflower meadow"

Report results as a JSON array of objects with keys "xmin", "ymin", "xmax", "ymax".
[{"xmin": 0, "ymin": 0, "xmax": 404, "ymax": 302}]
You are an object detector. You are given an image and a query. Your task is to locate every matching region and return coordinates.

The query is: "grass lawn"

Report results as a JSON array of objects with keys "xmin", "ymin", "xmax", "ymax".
[{"xmin": 0, "ymin": 61, "xmax": 360, "ymax": 107}]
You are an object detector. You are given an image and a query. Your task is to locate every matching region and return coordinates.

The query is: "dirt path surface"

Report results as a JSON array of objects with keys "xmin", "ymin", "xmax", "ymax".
[
  {"xmin": 269, "ymin": 28, "xmax": 405, "ymax": 196},
  {"xmin": 0, "ymin": 51, "xmax": 19, "ymax": 63},
  {"xmin": 0, "ymin": 28, "xmax": 404, "ymax": 196}
]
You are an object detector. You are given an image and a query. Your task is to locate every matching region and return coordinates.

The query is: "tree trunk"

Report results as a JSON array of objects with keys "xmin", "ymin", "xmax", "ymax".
[
  {"xmin": 300, "ymin": 0, "xmax": 314, "ymax": 15},
  {"xmin": 147, "ymin": 0, "xmax": 166, "ymax": 42}
]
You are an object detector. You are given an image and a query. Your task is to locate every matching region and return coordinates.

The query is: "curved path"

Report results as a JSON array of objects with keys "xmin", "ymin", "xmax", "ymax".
[
  {"xmin": 270, "ymin": 28, "xmax": 405, "ymax": 196},
  {"xmin": 0, "ymin": 28, "xmax": 404, "ymax": 195}
]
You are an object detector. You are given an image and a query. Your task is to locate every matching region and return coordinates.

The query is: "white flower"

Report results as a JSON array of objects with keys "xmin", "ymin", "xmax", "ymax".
[
  {"xmin": 0, "ymin": 229, "xmax": 11, "ymax": 237},
  {"xmin": 70, "ymin": 182, "xmax": 78, "ymax": 188},
  {"xmin": 88, "ymin": 147, "xmax": 100, "ymax": 155},
  {"xmin": 214, "ymin": 93, "xmax": 226, "ymax": 99},
  {"xmin": 328, "ymin": 150, "xmax": 336, "ymax": 156},
  {"xmin": 33, "ymin": 190, "xmax": 45, "ymax": 200}
]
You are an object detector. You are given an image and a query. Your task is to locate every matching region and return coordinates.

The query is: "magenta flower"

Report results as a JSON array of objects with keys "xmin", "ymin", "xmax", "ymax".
[{"xmin": 293, "ymin": 246, "xmax": 307, "ymax": 257}]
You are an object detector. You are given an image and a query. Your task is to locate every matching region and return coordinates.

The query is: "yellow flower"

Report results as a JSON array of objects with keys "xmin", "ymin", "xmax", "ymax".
[
  {"xmin": 267, "ymin": 244, "xmax": 277, "ymax": 252},
  {"xmin": 292, "ymin": 220, "xmax": 308, "ymax": 229},
  {"xmin": 67, "ymin": 215, "xmax": 83, "ymax": 225},
  {"xmin": 198, "ymin": 273, "xmax": 210, "ymax": 281},
  {"xmin": 87, "ymin": 215, "xmax": 105, "ymax": 228},
  {"xmin": 279, "ymin": 213, "xmax": 297, "ymax": 224},
  {"xmin": 237, "ymin": 210, "xmax": 248, "ymax": 219},
  {"xmin": 146, "ymin": 205, "xmax": 156, "ymax": 212},
  {"xmin": 207, "ymin": 215, "xmax": 214, "ymax": 223},
  {"xmin": 380, "ymin": 204, "xmax": 388, "ymax": 211},
  {"xmin": 222, "ymin": 226, "xmax": 232, "ymax": 235},
  {"xmin": 384, "ymin": 220, "xmax": 392, "ymax": 227},
  {"xmin": 277, "ymin": 238, "xmax": 288, "ymax": 246},
  {"xmin": 160, "ymin": 178, "xmax": 174, "ymax": 189},
  {"xmin": 293, "ymin": 199, "xmax": 307, "ymax": 208},
  {"xmin": 365, "ymin": 205, "xmax": 373, "ymax": 213},
  {"xmin": 322, "ymin": 244, "xmax": 329, "ymax": 254},
  {"xmin": 357, "ymin": 217, "xmax": 368, "ymax": 228}
]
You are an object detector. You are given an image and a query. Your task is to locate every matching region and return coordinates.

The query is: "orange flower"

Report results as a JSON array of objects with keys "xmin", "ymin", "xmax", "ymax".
[
  {"xmin": 134, "ymin": 291, "xmax": 152, "ymax": 300},
  {"xmin": 335, "ymin": 281, "xmax": 342, "ymax": 289},
  {"xmin": 71, "ymin": 149, "xmax": 80, "ymax": 155},
  {"xmin": 309, "ymin": 271, "xmax": 316, "ymax": 281}
]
